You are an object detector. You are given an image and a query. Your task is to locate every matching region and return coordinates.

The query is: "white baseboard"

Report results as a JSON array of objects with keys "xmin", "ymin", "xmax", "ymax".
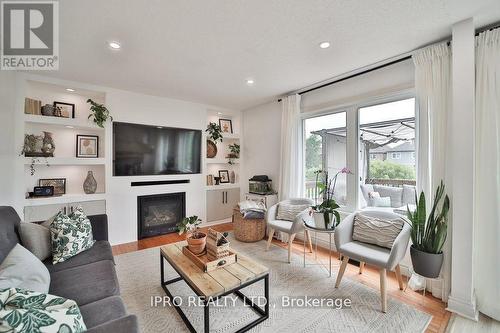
[{"xmin": 447, "ymin": 295, "xmax": 479, "ymax": 321}]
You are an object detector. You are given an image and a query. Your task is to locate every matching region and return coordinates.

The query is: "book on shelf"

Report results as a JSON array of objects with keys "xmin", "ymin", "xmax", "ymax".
[
  {"xmin": 24, "ymin": 98, "xmax": 41, "ymax": 115},
  {"xmin": 206, "ymin": 175, "xmax": 214, "ymax": 186}
]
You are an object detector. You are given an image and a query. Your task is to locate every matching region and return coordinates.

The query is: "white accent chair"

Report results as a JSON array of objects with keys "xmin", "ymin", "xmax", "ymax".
[
  {"xmin": 266, "ymin": 198, "xmax": 314, "ymax": 263},
  {"xmin": 334, "ymin": 210, "xmax": 411, "ymax": 312}
]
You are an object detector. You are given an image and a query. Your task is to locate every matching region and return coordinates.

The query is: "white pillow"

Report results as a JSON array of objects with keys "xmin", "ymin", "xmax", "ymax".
[
  {"xmin": 372, "ymin": 196, "xmax": 391, "ymax": 207},
  {"xmin": 0, "ymin": 244, "xmax": 50, "ymax": 293},
  {"xmin": 352, "ymin": 214, "xmax": 404, "ymax": 249},
  {"xmin": 276, "ymin": 203, "xmax": 309, "ymax": 221}
]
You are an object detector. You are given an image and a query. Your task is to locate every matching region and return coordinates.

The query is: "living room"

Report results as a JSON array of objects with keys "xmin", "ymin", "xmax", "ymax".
[{"xmin": 0, "ymin": 1, "xmax": 499, "ymax": 333}]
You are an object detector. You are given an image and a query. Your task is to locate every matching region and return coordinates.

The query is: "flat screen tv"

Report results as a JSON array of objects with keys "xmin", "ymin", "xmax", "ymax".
[{"xmin": 113, "ymin": 122, "xmax": 202, "ymax": 176}]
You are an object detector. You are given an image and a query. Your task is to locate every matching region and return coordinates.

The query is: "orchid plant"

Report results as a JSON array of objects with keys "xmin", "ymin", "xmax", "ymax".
[{"xmin": 310, "ymin": 167, "xmax": 352, "ymax": 227}]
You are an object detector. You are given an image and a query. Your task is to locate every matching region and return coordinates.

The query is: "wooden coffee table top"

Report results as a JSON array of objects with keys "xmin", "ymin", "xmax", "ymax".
[{"xmin": 160, "ymin": 241, "xmax": 269, "ymax": 298}]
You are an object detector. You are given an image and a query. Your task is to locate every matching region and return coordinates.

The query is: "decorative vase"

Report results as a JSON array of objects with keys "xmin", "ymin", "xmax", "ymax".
[
  {"xmin": 41, "ymin": 131, "xmax": 55, "ymax": 156},
  {"xmin": 312, "ymin": 212, "xmax": 334, "ymax": 229},
  {"xmin": 214, "ymin": 177, "xmax": 221, "ymax": 185},
  {"xmin": 229, "ymin": 171, "xmax": 236, "ymax": 184},
  {"xmin": 207, "ymin": 140, "xmax": 217, "ymax": 158},
  {"xmin": 410, "ymin": 245, "xmax": 443, "ymax": 278},
  {"xmin": 41, "ymin": 104, "xmax": 55, "ymax": 116},
  {"xmin": 83, "ymin": 171, "xmax": 97, "ymax": 194},
  {"xmin": 187, "ymin": 233, "xmax": 207, "ymax": 255}
]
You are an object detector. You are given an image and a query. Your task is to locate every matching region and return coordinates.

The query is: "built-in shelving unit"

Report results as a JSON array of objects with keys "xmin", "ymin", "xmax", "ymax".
[{"xmin": 19, "ymin": 79, "xmax": 108, "ymax": 214}]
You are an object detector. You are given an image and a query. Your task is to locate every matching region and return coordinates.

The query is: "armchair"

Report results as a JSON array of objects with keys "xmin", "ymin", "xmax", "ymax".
[
  {"xmin": 266, "ymin": 198, "xmax": 314, "ymax": 263},
  {"xmin": 334, "ymin": 210, "xmax": 411, "ymax": 312}
]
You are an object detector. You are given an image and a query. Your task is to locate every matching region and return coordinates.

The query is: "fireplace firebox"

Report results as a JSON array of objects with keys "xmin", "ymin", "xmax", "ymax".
[{"xmin": 137, "ymin": 192, "xmax": 186, "ymax": 239}]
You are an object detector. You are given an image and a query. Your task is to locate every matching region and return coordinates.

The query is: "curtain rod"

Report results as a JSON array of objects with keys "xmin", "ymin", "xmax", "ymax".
[{"xmin": 277, "ymin": 21, "xmax": 500, "ymax": 102}]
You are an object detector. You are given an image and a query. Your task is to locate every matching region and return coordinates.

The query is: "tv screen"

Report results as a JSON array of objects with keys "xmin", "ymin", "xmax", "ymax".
[{"xmin": 113, "ymin": 122, "xmax": 202, "ymax": 176}]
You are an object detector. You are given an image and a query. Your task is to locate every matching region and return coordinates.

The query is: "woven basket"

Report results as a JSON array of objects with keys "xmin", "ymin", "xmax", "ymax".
[
  {"xmin": 206, "ymin": 229, "xmax": 230, "ymax": 260},
  {"xmin": 233, "ymin": 209, "xmax": 266, "ymax": 243}
]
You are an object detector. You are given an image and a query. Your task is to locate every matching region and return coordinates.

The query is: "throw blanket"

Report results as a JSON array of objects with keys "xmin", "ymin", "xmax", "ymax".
[{"xmin": 238, "ymin": 200, "xmax": 266, "ymax": 219}]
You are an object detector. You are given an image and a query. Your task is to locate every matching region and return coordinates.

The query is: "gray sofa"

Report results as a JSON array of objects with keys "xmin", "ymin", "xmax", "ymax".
[{"xmin": 0, "ymin": 206, "xmax": 139, "ymax": 333}]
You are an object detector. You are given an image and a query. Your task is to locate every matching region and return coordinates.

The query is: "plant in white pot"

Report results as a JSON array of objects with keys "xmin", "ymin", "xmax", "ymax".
[
  {"xmin": 407, "ymin": 180, "xmax": 450, "ymax": 278},
  {"xmin": 310, "ymin": 168, "xmax": 351, "ymax": 229},
  {"xmin": 177, "ymin": 216, "xmax": 207, "ymax": 255}
]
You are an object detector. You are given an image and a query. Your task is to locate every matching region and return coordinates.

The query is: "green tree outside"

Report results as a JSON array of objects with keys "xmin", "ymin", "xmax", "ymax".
[
  {"xmin": 305, "ymin": 134, "xmax": 322, "ymax": 180},
  {"xmin": 369, "ymin": 160, "xmax": 415, "ymax": 180}
]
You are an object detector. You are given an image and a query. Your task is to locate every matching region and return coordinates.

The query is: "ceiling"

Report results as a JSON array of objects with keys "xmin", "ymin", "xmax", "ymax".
[{"xmin": 41, "ymin": 0, "xmax": 500, "ymax": 110}]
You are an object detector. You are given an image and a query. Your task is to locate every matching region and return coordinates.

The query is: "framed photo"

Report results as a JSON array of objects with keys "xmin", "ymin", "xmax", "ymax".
[
  {"xmin": 39, "ymin": 178, "xmax": 66, "ymax": 195},
  {"xmin": 218, "ymin": 118, "xmax": 233, "ymax": 134},
  {"xmin": 218, "ymin": 170, "xmax": 230, "ymax": 183},
  {"xmin": 53, "ymin": 102, "xmax": 75, "ymax": 118},
  {"xmin": 76, "ymin": 135, "xmax": 99, "ymax": 158}
]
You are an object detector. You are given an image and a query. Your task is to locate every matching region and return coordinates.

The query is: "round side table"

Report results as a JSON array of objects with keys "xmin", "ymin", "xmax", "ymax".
[
  {"xmin": 302, "ymin": 218, "xmax": 338, "ymax": 277},
  {"xmin": 404, "ymin": 267, "xmax": 443, "ymax": 296}
]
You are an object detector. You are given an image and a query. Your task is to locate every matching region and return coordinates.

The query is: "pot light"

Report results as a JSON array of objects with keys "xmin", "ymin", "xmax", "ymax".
[
  {"xmin": 108, "ymin": 41, "xmax": 121, "ymax": 50},
  {"xmin": 65, "ymin": 125, "xmax": 74, "ymax": 129},
  {"xmin": 319, "ymin": 41, "xmax": 330, "ymax": 49},
  {"xmin": 156, "ymin": 126, "xmax": 163, "ymax": 129},
  {"xmin": 65, "ymin": 88, "xmax": 75, "ymax": 92},
  {"xmin": 217, "ymin": 112, "xmax": 223, "ymax": 115},
  {"xmin": 246, "ymin": 79, "xmax": 255, "ymax": 86}
]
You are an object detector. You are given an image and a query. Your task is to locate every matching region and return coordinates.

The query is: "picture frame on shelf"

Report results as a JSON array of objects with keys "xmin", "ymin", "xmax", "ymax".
[
  {"xmin": 218, "ymin": 118, "xmax": 233, "ymax": 134},
  {"xmin": 218, "ymin": 170, "xmax": 230, "ymax": 183},
  {"xmin": 53, "ymin": 101, "xmax": 75, "ymax": 118},
  {"xmin": 76, "ymin": 135, "xmax": 99, "ymax": 158},
  {"xmin": 39, "ymin": 178, "xmax": 66, "ymax": 195}
]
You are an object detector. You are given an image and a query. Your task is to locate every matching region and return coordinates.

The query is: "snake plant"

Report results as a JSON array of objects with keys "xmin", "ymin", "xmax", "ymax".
[{"xmin": 407, "ymin": 180, "xmax": 450, "ymax": 254}]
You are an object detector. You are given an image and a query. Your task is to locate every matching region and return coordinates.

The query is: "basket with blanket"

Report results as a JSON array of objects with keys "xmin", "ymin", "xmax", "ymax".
[{"xmin": 233, "ymin": 200, "xmax": 267, "ymax": 242}]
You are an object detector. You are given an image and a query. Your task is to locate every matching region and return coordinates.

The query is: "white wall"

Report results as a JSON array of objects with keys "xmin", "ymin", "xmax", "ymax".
[{"xmin": 242, "ymin": 101, "xmax": 282, "ymax": 194}]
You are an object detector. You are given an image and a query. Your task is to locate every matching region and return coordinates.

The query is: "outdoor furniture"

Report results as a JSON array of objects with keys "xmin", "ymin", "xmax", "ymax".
[
  {"xmin": 334, "ymin": 210, "xmax": 411, "ymax": 312},
  {"xmin": 266, "ymin": 198, "xmax": 314, "ymax": 263}
]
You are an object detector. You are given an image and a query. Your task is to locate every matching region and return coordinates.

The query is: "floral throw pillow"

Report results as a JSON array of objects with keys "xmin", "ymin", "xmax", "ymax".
[
  {"xmin": 0, "ymin": 287, "xmax": 86, "ymax": 333},
  {"xmin": 49, "ymin": 207, "xmax": 95, "ymax": 264}
]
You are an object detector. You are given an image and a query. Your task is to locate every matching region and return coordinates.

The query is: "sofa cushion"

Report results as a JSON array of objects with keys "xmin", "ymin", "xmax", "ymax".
[
  {"xmin": 0, "ymin": 287, "xmax": 87, "ymax": 333},
  {"xmin": 373, "ymin": 185, "xmax": 403, "ymax": 208},
  {"xmin": 0, "ymin": 244, "xmax": 51, "ymax": 293},
  {"xmin": 402, "ymin": 184, "xmax": 417, "ymax": 206},
  {"xmin": 360, "ymin": 184, "xmax": 374, "ymax": 206},
  {"xmin": 50, "ymin": 208, "xmax": 95, "ymax": 264},
  {"xmin": 49, "ymin": 260, "xmax": 119, "ymax": 306},
  {"xmin": 352, "ymin": 213, "xmax": 404, "ymax": 249},
  {"xmin": 80, "ymin": 296, "xmax": 127, "ymax": 329},
  {"xmin": 371, "ymin": 196, "xmax": 391, "ymax": 207},
  {"xmin": 19, "ymin": 222, "xmax": 51, "ymax": 261},
  {"xmin": 276, "ymin": 202, "xmax": 309, "ymax": 221},
  {"xmin": 44, "ymin": 241, "xmax": 114, "ymax": 273},
  {"xmin": 0, "ymin": 207, "xmax": 21, "ymax": 264}
]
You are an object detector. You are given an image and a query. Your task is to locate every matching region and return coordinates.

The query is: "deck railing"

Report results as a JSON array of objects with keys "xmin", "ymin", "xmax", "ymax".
[{"xmin": 365, "ymin": 178, "xmax": 416, "ymax": 187}]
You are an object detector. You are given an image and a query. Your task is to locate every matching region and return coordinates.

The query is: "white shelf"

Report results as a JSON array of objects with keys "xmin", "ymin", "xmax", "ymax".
[
  {"xmin": 24, "ymin": 114, "xmax": 103, "ymax": 130},
  {"xmin": 24, "ymin": 193, "xmax": 106, "ymax": 206},
  {"xmin": 25, "ymin": 157, "xmax": 106, "ymax": 165},
  {"xmin": 206, "ymin": 183, "xmax": 240, "ymax": 190},
  {"xmin": 206, "ymin": 158, "xmax": 239, "ymax": 164},
  {"xmin": 222, "ymin": 133, "xmax": 240, "ymax": 140}
]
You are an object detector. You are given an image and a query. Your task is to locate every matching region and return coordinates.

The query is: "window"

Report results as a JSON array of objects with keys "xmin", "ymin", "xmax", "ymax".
[
  {"xmin": 304, "ymin": 112, "xmax": 347, "ymax": 206},
  {"xmin": 390, "ymin": 152, "xmax": 401, "ymax": 159},
  {"xmin": 359, "ymin": 98, "xmax": 416, "ymax": 205},
  {"xmin": 370, "ymin": 154, "xmax": 376, "ymax": 160}
]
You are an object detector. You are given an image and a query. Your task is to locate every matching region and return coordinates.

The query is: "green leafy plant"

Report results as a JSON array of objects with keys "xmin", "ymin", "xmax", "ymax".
[
  {"xmin": 206, "ymin": 122, "xmax": 223, "ymax": 143},
  {"xmin": 87, "ymin": 99, "xmax": 113, "ymax": 128},
  {"xmin": 227, "ymin": 143, "xmax": 240, "ymax": 164},
  {"xmin": 407, "ymin": 180, "xmax": 450, "ymax": 254},
  {"xmin": 177, "ymin": 215, "xmax": 203, "ymax": 239}
]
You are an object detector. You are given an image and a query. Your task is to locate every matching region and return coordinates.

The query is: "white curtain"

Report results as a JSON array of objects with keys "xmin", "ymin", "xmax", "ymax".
[
  {"xmin": 474, "ymin": 28, "xmax": 500, "ymax": 321},
  {"xmin": 412, "ymin": 42, "xmax": 452, "ymax": 300},
  {"xmin": 278, "ymin": 94, "xmax": 303, "ymax": 200}
]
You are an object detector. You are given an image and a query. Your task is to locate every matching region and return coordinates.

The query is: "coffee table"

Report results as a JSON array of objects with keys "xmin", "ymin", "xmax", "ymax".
[{"xmin": 160, "ymin": 241, "xmax": 269, "ymax": 333}]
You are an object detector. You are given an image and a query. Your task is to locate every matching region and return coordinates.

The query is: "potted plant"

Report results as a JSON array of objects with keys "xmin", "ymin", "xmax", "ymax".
[
  {"xmin": 177, "ymin": 215, "xmax": 207, "ymax": 255},
  {"xmin": 205, "ymin": 122, "xmax": 223, "ymax": 158},
  {"xmin": 87, "ymin": 99, "xmax": 113, "ymax": 128},
  {"xmin": 407, "ymin": 180, "xmax": 450, "ymax": 278},
  {"xmin": 227, "ymin": 143, "xmax": 240, "ymax": 164},
  {"xmin": 310, "ymin": 168, "xmax": 351, "ymax": 229}
]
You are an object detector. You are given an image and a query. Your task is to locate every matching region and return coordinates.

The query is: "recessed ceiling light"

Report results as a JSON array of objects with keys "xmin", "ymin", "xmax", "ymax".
[
  {"xmin": 319, "ymin": 41, "xmax": 331, "ymax": 49},
  {"xmin": 65, "ymin": 88, "xmax": 75, "ymax": 92},
  {"xmin": 156, "ymin": 126, "xmax": 163, "ymax": 129},
  {"xmin": 108, "ymin": 41, "xmax": 121, "ymax": 50},
  {"xmin": 65, "ymin": 125, "xmax": 74, "ymax": 129},
  {"xmin": 217, "ymin": 112, "xmax": 223, "ymax": 115},
  {"xmin": 246, "ymin": 79, "xmax": 255, "ymax": 86}
]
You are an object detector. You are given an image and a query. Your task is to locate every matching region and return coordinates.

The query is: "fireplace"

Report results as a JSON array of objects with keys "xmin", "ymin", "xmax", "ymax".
[{"xmin": 137, "ymin": 192, "xmax": 186, "ymax": 239}]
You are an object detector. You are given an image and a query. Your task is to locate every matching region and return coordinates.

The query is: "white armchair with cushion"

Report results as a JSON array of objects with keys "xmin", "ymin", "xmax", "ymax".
[
  {"xmin": 266, "ymin": 198, "xmax": 314, "ymax": 263},
  {"xmin": 334, "ymin": 210, "xmax": 411, "ymax": 312}
]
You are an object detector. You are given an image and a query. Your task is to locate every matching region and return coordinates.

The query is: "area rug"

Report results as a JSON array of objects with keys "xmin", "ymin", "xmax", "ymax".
[{"xmin": 114, "ymin": 235, "xmax": 431, "ymax": 332}]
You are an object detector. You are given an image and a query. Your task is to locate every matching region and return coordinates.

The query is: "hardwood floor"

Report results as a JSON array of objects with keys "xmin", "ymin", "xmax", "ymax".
[{"xmin": 112, "ymin": 222, "xmax": 451, "ymax": 333}]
